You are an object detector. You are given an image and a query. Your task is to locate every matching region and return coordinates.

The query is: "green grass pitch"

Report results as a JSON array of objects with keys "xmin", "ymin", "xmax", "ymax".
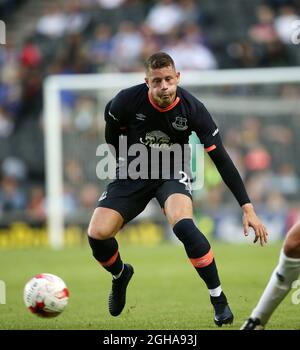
[{"xmin": 0, "ymin": 241, "xmax": 299, "ymax": 330}]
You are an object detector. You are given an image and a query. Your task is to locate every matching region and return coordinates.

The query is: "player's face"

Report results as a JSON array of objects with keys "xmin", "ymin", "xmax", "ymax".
[{"xmin": 145, "ymin": 66, "xmax": 180, "ymax": 108}]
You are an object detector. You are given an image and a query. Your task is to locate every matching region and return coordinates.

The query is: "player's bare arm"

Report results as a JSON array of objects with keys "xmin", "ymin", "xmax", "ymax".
[{"xmin": 242, "ymin": 203, "xmax": 268, "ymax": 246}]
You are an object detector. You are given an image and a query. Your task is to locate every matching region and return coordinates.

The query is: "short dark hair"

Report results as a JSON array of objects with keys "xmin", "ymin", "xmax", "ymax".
[{"xmin": 144, "ymin": 52, "xmax": 175, "ymax": 73}]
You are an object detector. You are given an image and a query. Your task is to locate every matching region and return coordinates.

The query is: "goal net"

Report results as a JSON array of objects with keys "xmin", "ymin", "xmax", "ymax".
[{"xmin": 44, "ymin": 67, "xmax": 300, "ymax": 248}]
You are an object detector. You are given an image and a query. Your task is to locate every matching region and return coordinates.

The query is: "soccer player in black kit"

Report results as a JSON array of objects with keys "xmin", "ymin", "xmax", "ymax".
[{"xmin": 87, "ymin": 52, "xmax": 268, "ymax": 327}]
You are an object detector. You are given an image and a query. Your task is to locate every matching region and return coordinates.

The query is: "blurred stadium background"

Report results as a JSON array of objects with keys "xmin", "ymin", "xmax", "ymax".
[{"xmin": 0, "ymin": 0, "xmax": 300, "ymax": 329}]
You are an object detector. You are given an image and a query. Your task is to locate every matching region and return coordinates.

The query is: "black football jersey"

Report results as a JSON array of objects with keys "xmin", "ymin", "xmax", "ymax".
[{"xmin": 104, "ymin": 83, "xmax": 221, "ymax": 179}]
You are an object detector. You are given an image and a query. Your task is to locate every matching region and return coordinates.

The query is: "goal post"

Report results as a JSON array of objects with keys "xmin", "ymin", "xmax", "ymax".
[{"xmin": 44, "ymin": 67, "xmax": 300, "ymax": 249}]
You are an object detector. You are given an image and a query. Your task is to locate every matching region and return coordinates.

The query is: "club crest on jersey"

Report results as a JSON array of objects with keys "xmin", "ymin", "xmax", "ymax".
[{"xmin": 172, "ymin": 116, "xmax": 188, "ymax": 131}]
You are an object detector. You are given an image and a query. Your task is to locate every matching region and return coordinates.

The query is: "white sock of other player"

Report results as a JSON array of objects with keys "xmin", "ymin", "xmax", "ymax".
[{"xmin": 251, "ymin": 250, "xmax": 300, "ymax": 325}]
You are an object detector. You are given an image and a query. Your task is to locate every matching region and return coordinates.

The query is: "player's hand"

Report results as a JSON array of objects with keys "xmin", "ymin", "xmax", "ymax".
[{"xmin": 242, "ymin": 203, "xmax": 268, "ymax": 246}]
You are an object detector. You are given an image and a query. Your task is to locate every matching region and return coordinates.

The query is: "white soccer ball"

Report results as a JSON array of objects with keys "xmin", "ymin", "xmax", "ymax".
[{"xmin": 24, "ymin": 273, "xmax": 69, "ymax": 317}]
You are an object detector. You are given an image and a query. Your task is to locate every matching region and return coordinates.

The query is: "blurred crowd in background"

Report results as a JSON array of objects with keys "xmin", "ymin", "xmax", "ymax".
[{"xmin": 0, "ymin": 0, "xmax": 300, "ymax": 231}]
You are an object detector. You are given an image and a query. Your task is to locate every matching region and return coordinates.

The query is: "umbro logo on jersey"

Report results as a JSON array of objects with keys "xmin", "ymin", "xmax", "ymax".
[
  {"xmin": 172, "ymin": 116, "xmax": 188, "ymax": 131},
  {"xmin": 136, "ymin": 113, "xmax": 147, "ymax": 121},
  {"xmin": 108, "ymin": 110, "xmax": 119, "ymax": 121}
]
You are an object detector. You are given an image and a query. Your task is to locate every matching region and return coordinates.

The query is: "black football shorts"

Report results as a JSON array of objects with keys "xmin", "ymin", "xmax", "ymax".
[{"xmin": 97, "ymin": 178, "xmax": 192, "ymax": 224}]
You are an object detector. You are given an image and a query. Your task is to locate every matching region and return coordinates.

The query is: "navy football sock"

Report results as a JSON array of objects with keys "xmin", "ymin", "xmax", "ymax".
[
  {"xmin": 88, "ymin": 236, "xmax": 123, "ymax": 276},
  {"xmin": 173, "ymin": 218, "xmax": 221, "ymax": 290}
]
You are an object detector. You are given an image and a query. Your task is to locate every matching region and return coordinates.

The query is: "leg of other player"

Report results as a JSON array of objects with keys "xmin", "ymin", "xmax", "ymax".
[
  {"xmin": 284, "ymin": 221, "xmax": 300, "ymax": 258},
  {"xmin": 87, "ymin": 207, "xmax": 134, "ymax": 316},
  {"xmin": 241, "ymin": 221, "xmax": 300, "ymax": 330},
  {"xmin": 164, "ymin": 193, "xmax": 234, "ymax": 326}
]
